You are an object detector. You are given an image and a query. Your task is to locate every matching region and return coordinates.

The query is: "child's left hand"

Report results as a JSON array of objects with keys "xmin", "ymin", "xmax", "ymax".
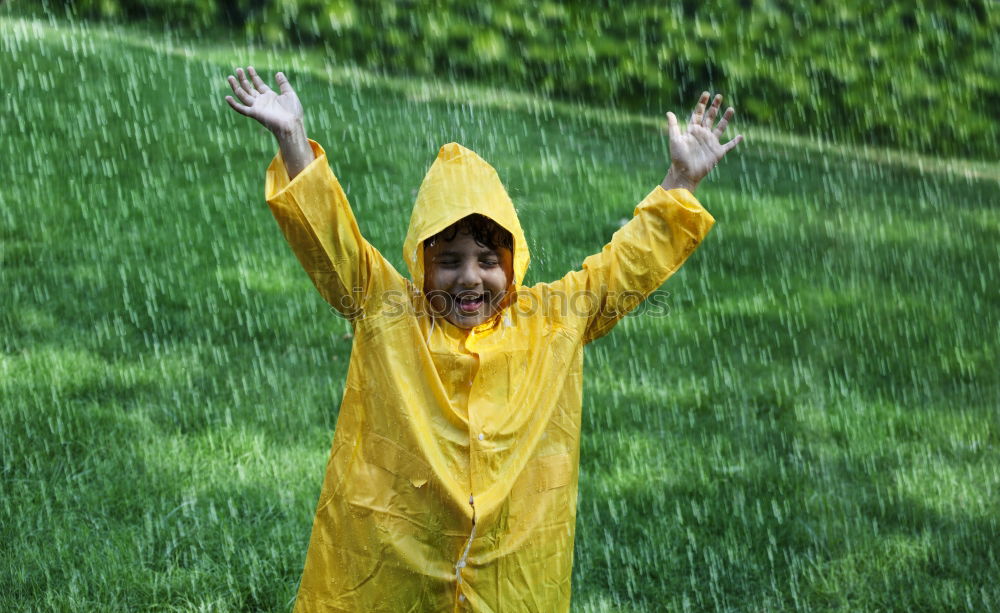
[{"xmin": 661, "ymin": 92, "xmax": 743, "ymax": 193}]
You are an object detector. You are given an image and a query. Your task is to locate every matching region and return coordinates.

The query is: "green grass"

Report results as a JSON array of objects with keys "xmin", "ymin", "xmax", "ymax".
[{"xmin": 2, "ymin": 14, "xmax": 999, "ymax": 613}]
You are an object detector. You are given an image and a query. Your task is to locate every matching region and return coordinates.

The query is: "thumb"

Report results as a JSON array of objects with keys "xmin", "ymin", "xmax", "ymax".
[{"xmin": 666, "ymin": 111, "xmax": 682, "ymax": 142}]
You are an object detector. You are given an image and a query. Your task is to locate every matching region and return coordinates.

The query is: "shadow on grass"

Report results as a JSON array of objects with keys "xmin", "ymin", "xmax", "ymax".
[{"xmin": 573, "ymin": 362, "xmax": 999, "ymax": 611}]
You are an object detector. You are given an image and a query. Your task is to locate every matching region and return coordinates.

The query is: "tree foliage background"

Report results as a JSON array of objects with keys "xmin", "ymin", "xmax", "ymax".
[{"xmin": 21, "ymin": 0, "xmax": 1000, "ymax": 160}]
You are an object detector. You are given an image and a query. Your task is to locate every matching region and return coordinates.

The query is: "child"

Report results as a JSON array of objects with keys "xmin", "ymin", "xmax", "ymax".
[{"xmin": 225, "ymin": 66, "xmax": 741, "ymax": 612}]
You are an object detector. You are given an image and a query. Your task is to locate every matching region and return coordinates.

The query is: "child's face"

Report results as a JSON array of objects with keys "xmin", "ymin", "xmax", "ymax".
[{"xmin": 424, "ymin": 230, "xmax": 512, "ymax": 329}]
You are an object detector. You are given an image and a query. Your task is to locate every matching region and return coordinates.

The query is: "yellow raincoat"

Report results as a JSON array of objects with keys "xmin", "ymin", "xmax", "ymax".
[{"xmin": 265, "ymin": 140, "xmax": 714, "ymax": 612}]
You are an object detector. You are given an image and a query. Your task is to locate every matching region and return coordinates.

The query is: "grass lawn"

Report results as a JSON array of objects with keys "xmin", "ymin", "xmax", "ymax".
[{"xmin": 2, "ymin": 14, "xmax": 998, "ymax": 612}]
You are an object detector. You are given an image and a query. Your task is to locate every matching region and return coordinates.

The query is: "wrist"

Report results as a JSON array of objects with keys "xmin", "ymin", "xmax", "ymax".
[
  {"xmin": 273, "ymin": 119, "xmax": 314, "ymax": 180},
  {"xmin": 273, "ymin": 118, "xmax": 307, "ymax": 143},
  {"xmin": 660, "ymin": 168, "xmax": 699, "ymax": 193}
]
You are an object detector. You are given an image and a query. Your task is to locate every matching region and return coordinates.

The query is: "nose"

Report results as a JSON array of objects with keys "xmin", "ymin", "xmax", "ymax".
[{"xmin": 456, "ymin": 260, "xmax": 480, "ymax": 287}]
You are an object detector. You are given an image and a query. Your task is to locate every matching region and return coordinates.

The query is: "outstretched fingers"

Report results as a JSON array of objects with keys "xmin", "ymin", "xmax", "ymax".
[
  {"xmin": 711, "ymin": 104, "xmax": 743, "ymax": 152},
  {"xmin": 713, "ymin": 107, "xmax": 735, "ymax": 138},
  {"xmin": 722, "ymin": 134, "xmax": 744, "ymax": 153},
  {"xmin": 224, "ymin": 94, "xmax": 252, "ymax": 117},
  {"xmin": 689, "ymin": 91, "xmax": 710, "ymax": 127},
  {"xmin": 227, "ymin": 74, "xmax": 254, "ymax": 104},
  {"xmin": 247, "ymin": 66, "xmax": 272, "ymax": 94},
  {"xmin": 275, "ymin": 71, "xmax": 293, "ymax": 95},
  {"xmin": 702, "ymin": 94, "xmax": 723, "ymax": 128},
  {"xmin": 235, "ymin": 67, "xmax": 258, "ymax": 98}
]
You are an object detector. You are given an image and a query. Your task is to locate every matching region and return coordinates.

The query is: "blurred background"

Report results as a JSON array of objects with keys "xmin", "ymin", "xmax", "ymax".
[{"xmin": 16, "ymin": 0, "xmax": 1000, "ymax": 160}]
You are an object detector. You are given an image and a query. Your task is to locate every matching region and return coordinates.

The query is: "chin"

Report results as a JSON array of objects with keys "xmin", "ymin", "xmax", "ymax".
[{"xmin": 447, "ymin": 315, "xmax": 483, "ymax": 329}]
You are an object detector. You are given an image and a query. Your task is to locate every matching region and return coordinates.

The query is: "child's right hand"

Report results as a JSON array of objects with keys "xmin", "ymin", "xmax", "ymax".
[
  {"xmin": 225, "ymin": 67, "xmax": 304, "ymax": 137},
  {"xmin": 226, "ymin": 66, "xmax": 314, "ymax": 178}
]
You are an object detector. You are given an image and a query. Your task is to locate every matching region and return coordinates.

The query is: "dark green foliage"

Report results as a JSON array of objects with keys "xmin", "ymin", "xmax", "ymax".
[{"xmin": 11, "ymin": 0, "xmax": 1000, "ymax": 160}]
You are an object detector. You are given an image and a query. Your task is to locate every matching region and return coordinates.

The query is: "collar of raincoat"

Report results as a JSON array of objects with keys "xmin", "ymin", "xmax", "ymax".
[{"xmin": 402, "ymin": 143, "xmax": 530, "ymax": 327}]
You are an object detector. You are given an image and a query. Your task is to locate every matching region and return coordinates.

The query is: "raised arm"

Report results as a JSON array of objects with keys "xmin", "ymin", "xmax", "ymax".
[
  {"xmin": 224, "ymin": 67, "xmax": 404, "ymax": 318},
  {"xmin": 546, "ymin": 92, "xmax": 742, "ymax": 343}
]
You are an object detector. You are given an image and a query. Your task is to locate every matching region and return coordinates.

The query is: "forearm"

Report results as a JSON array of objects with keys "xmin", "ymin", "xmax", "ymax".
[
  {"xmin": 570, "ymin": 187, "xmax": 713, "ymax": 343},
  {"xmin": 273, "ymin": 120, "xmax": 314, "ymax": 180},
  {"xmin": 266, "ymin": 140, "xmax": 371, "ymax": 316}
]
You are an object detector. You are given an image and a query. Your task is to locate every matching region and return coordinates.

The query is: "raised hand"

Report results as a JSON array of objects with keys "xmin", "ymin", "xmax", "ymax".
[
  {"xmin": 225, "ymin": 66, "xmax": 304, "ymax": 137},
  {"xmin": 225, "ymin": 66, "xmax": 314, "ymax": 178},
  {"xmin": 661, "ymin": 92, "xmax": 743, "ymax": 193}
]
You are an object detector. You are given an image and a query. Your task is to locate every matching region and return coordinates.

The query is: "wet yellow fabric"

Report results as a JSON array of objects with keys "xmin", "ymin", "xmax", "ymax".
[{"xmin": 265, "ymin": 140, "xmax": 714, "ymax": 612}]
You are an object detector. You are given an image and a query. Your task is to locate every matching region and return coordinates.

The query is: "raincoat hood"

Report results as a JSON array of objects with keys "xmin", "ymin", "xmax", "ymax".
[{"xmin": 402, "ymin": 143, "xmax": 530, "ymax": 294}]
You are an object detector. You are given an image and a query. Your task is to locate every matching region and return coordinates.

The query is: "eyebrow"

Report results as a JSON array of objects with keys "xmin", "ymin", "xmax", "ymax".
[{"xmin": 434, "ymin": 248, "xmax": 498, "ymax": 258}]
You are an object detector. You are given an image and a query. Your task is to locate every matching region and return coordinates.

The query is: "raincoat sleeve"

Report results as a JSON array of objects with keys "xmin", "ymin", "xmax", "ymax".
[
  {"xmin": 556, "ymin": 186, "xmax": 714, "ymax": 344},
  {"xmin": 265, "ymin": 140, "xmax": 405, "ymax": 318}
]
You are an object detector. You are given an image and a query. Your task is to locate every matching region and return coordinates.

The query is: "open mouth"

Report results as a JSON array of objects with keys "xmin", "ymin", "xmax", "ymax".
[{"xmin": 454, "ymin": 293, "xmax": 486, "ymax": 313}]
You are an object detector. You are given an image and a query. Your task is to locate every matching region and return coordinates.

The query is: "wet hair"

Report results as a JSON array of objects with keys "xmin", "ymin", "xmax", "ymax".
[{"xmin": 423, "ymin": 214, "xmax": 513, "ymax": 253}]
